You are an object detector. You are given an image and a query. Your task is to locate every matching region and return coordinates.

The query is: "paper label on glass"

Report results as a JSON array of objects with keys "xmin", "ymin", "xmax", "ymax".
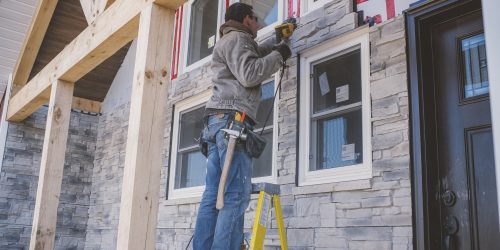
[
  {"xmin": 318, "ymin": 73, "xmax": 330, "ymax": 96},
  {"xmin": 341, "ymin": 144, "xmax": 355, "ymax": 161},
  {"xmin": 336, "ymin": 85, "xmax": 349, "ymax": 103},
  {"xmin": 208, "ymin": 35, "xmax": 215, "ymax": 48}
]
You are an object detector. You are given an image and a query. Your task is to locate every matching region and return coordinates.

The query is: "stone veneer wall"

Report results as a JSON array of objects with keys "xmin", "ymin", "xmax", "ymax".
[
  {"xmin": 80, "ymin": 1, "xmax": 412, "ymax": 249},
  {"xmin": 0, "ymin": 107, "xmax": 98, "ymax": 250},
  {"xmin": 84, "ymin": 103, "xmax": 130, "ymax": 250},
  {"xmin": 153, "ymin": 1, "xmax": 412, "ymax": 250}
]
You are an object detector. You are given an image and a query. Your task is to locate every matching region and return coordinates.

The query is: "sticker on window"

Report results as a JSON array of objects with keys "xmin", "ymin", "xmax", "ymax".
[
  {"xmin": 336, "ymin": 84, "xmax": 349, "ymax": 103},
  {"xmin": 319, "ymin": 72, "xmax": 330, "ymax": 96},
  {"xmin": 341, "ymin": 143, "xmax": 355, "ymax": 161},
  {"xmin": 208, "ymin": 35, "xmax": 215, "ymax": 49}
]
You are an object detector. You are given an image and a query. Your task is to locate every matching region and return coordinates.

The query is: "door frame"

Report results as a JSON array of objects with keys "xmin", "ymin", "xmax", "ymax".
[{"xmin": 406, "ymin": 0, "xmax": 483, "ymax": 249}]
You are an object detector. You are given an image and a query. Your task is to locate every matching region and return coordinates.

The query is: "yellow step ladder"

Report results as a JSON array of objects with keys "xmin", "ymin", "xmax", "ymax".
[{"xmin": 248, "ymin": 183, "xmax": 287, "ymax": 250}]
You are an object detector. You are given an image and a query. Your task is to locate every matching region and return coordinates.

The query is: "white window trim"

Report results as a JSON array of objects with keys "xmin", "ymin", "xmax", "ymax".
[
  {"xmin": 251, "ymin": 75, "xmax": 280, "ymax": 184},
  {"xmin": 179, "ymin": 0, "xmax": 225, "ymax": 74},
  {"xmin": 179, "ymin": 0, "xmax": 285, "ymax": 75},
  {"xmin": 168, "ymin": 90, "xmax": 213, "ymax": 200},
  {"xmin": 298, "ymin": 26, "xmax": 372, "ymax": 186},
  {"xmin": 301, "ymin": 0, "xmax": 332, "ymax": 15},
  {"xmin": 168, "ymin": 78, "xmax": 280, "ymax": 199}
]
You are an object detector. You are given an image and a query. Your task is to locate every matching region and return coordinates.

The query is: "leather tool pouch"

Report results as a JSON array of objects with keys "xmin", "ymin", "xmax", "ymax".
[
  {"xmin": 246, "ymin": 129, "xmax": 267, "ymax": 158},
  {"xmin": 199, "ymin": 136, "xmax": 209, "ymax": 157}
]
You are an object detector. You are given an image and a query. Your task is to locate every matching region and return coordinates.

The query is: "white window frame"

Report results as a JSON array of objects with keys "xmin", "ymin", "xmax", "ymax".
[
  {"xmin": 180, "ymin": 0, "xmax": 225, "ymax": 73},
  {"xmin": 179, "ymin": 0, "xmax": 284, "ymax": 74},
  {"xmin": 298, "ymin": 27, "xmax": 371, "ymax": 186},
  {"xmin": 168, "ymin": 80, "xmax": 280, "ymax": 198},
  {"xmin": 251, "ymin": 76, "xmax": 280, "ymax": 184},
  {"xmin": 168, "ymin": 90, "xmax": 212, "ymax": 199},
  {"xmin": 301, "ymin": 0, "xmax": 332, "ymax": 14}
]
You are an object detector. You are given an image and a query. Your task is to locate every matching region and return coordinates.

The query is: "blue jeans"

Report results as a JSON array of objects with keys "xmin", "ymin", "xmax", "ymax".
[{"xmin": 193, "ymin": 114, "xmax": 252, "ymax": 250}]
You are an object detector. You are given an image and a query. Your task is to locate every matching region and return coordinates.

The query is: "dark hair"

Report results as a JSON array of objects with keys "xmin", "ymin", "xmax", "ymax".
[{"xmin": 225, "ymin": 3, "xmax": 253, "ymax": 23}]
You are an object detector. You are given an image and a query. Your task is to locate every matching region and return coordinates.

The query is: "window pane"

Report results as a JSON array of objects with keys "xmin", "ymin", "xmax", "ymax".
[
  {"xmin": 252, "ymin": 130, "xmax": 273, "ymax": 178},
  {"xmin": 175, "ymin": 150, "xmax": 206, "ymax": 188},
  {"xmin": 311, "ymin": 109, "xmax": 363, "ymax": 171},
  {"xmin": 462, "ymin": 33, "xmax": 489, "ymax": 98},
  {"xmin": 179, "ymin": 106, "xmax": 205, "ymax": 149},
  {"xmin": 255, "ymin": 80, "xmax": 275, "ymax": 129},
  {"xmin": 241, "ymin": 0, "xmax": 278, "ymax": 29},
  {"xmin": 188, "ymin": 0, "xmax": 218, "ymax": 66},
  {"xmin": 312, "ymin": 48, "xmax": 361, "ymax": 114}
]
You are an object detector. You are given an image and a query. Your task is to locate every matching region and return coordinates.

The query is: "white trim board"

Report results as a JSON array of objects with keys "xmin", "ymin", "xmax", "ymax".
[
  {"xmin": 298, "ymin": 26, "xmax": 372, "ymax": 186},
  {"xmin": 481, "ymin": 0, "xmax": 500, "ymax": 226}
]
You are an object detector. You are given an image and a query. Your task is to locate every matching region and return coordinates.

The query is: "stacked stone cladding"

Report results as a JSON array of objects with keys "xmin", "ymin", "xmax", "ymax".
[
  {"xmin": 0, "ymin": 107, "xmax": 98, "ymax": 250},
  {"xmin": 152, "ymin": 1, "xmax": 413, "ymax": 249},
  {"xmin": 7, "ymin": 0, "xmax": 414, "ymax": 249},
  {"xmin": 84, "ymin": 103, "xmax": 130, "ymax": 250}
]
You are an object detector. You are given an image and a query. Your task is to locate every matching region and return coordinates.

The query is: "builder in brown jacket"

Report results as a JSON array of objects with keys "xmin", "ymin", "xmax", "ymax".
[{"xmin": 193, "ymin": 3, "xmax": 291, "ymax": 250}]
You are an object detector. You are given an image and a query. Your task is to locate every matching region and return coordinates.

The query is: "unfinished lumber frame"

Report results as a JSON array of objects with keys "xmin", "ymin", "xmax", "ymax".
[
  {"xmin": 79, "ymin": 0, "xmax": 116, "ymax": 25},
  {"xmin": 9, "ymin": 0, "xmax": 184, "ymax": 249},
  {"xmin": 11, "ymin": 0, "xmax": 58, "ymax": 90},
  {"xmin": 6, "ymin": 0, "xmax": 184, "ymax": 122},
  {"xmin": 116, "ymin": 3, "xmax": 174, "ymax": 249},
  {"xmin": 29, "ymin": 80, "xmax": 74, "ymax": 250}
]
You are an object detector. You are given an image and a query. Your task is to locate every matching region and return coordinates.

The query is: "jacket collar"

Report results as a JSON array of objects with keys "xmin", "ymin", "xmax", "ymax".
[{"xmin": 219, "ymin": 20, "xmax": 255, "ymax": 39}]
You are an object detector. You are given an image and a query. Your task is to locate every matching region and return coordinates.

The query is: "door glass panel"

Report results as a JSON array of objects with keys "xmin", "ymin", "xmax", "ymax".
[
  {"xmin": 462, "ymin": 33, "xmax": 489, "ymax": 98},
  {"xmin": 241, "ymin": 0, "xmax": 278, "ymax": 29},
  {"xmin": 187, "ymin": 0, "xmax": 218, "ymax": 66}
]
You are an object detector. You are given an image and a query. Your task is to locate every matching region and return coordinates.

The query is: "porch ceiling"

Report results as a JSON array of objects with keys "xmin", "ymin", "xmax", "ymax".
[{"xmin": 28, "ymin": 0, "xmax": 130, "ymax": 102}]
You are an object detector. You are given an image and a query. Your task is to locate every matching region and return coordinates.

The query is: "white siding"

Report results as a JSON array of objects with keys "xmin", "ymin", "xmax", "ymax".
[{"xmin": 0, "ymin": 0, "xmax": 37, "ymax": 96}]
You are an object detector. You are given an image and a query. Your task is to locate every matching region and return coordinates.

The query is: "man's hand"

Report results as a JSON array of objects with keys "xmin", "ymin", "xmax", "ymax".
[{"xmin": 274, "ymin": 42, "xmax": 291, "ymax": 61}]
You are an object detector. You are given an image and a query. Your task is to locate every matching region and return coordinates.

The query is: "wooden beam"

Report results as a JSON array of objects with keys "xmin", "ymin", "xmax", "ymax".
[
  {"xmin": 116, "ymin": 3, "xmax": 174, "ymax": 249},
  {"xmin": 72, "ymin": 97, "xmax": 101, "ymax": 113},
  {"xmin": 6, "ymin": 0, "xmax": 144, "ymax": 122},
  {"xmin": 29, "ymin": 80, "xmax": 74, "ymax": 250},
  {"xmin": 7, "ymin": 0, "xmax": 185, "ymax": 122},
  {"xmin": 11, "ymin": 0, "xmax": 58, "ymax": 88},
  {"xmin": 79, "ymin": 0, "xmax": 93, "ymax": 24},
  {"xmin": 154, "ymin": 0, "xmax": 186, "ymax": 9},
  {"xmin": 80, "ymin": 0, "xmax": 116, "ymax": 25}
]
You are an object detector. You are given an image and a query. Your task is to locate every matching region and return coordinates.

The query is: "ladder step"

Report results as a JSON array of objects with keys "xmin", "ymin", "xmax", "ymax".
[{"xmin": 252, "ymin": 183, "xmax": 280, "ymax": 195}]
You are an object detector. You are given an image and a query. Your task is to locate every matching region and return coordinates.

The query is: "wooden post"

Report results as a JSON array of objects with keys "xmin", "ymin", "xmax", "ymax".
[
  {"xmin": 29, "ymin": 80, "xmax": 74, "ymax": 250},
  {"xmin": 116, "ymin": 3, "xmax": 174, "ymax": 249}
]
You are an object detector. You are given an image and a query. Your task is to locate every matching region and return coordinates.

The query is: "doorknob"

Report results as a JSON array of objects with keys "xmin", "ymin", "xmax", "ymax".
[
  {"xmin": 442, "ymin": 190, "xmax": 457, "ymax": 207},
  {"xmin": 443, "ymin": 215, "xmax": 459, "ymax": 250}
]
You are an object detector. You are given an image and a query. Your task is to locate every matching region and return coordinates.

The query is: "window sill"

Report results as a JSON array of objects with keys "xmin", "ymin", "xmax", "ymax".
[{"xmin": 163, "ymin": 193, "xmax": 261, "ymax": 206}]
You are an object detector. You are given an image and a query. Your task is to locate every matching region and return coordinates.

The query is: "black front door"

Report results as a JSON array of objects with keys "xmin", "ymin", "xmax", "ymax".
[{"xmin": 429, "ymin": 8, "xmax": 499, "ymax": 249}]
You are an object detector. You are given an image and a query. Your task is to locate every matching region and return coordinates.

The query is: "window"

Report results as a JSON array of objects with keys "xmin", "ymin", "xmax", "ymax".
[
  {"xmin": 302, "ymin": 0, "xmax": 332, "ymax": 14},
  {"xmin": 252, "ymin": 80, "xmax": 277, "ymax": 181},
  {"xmin": 180, "ymin": 0, "xmax": 284, "ymax": 73},
  {"xmin": 241, "ymin": 0, "xmax": 282, "ymax": 36},
  {"xmin": 298, "ymin": 27, "xmax": 371, "ymax": 186},
  {"xmin": 185, "ymin": 0, "xmax": 221, "ymax": 67},
  {"xmin": 168, "ymin": 84, "xmax": 278, "ymax": 199},
  {"xmin": 169, "ymin": 91, "xmax": 212, "ymax": 199}
]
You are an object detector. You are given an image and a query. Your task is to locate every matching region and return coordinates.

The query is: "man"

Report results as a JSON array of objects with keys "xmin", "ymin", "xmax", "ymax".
[{"xmin": 193, "ymin": 3, "xmax": 292, "ymax": 250}]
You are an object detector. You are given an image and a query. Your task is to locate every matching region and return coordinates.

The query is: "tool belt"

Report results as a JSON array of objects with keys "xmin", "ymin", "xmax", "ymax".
[{"xmin": 199, "ymin": 111, "xmax": 267, "ymax": 158}]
